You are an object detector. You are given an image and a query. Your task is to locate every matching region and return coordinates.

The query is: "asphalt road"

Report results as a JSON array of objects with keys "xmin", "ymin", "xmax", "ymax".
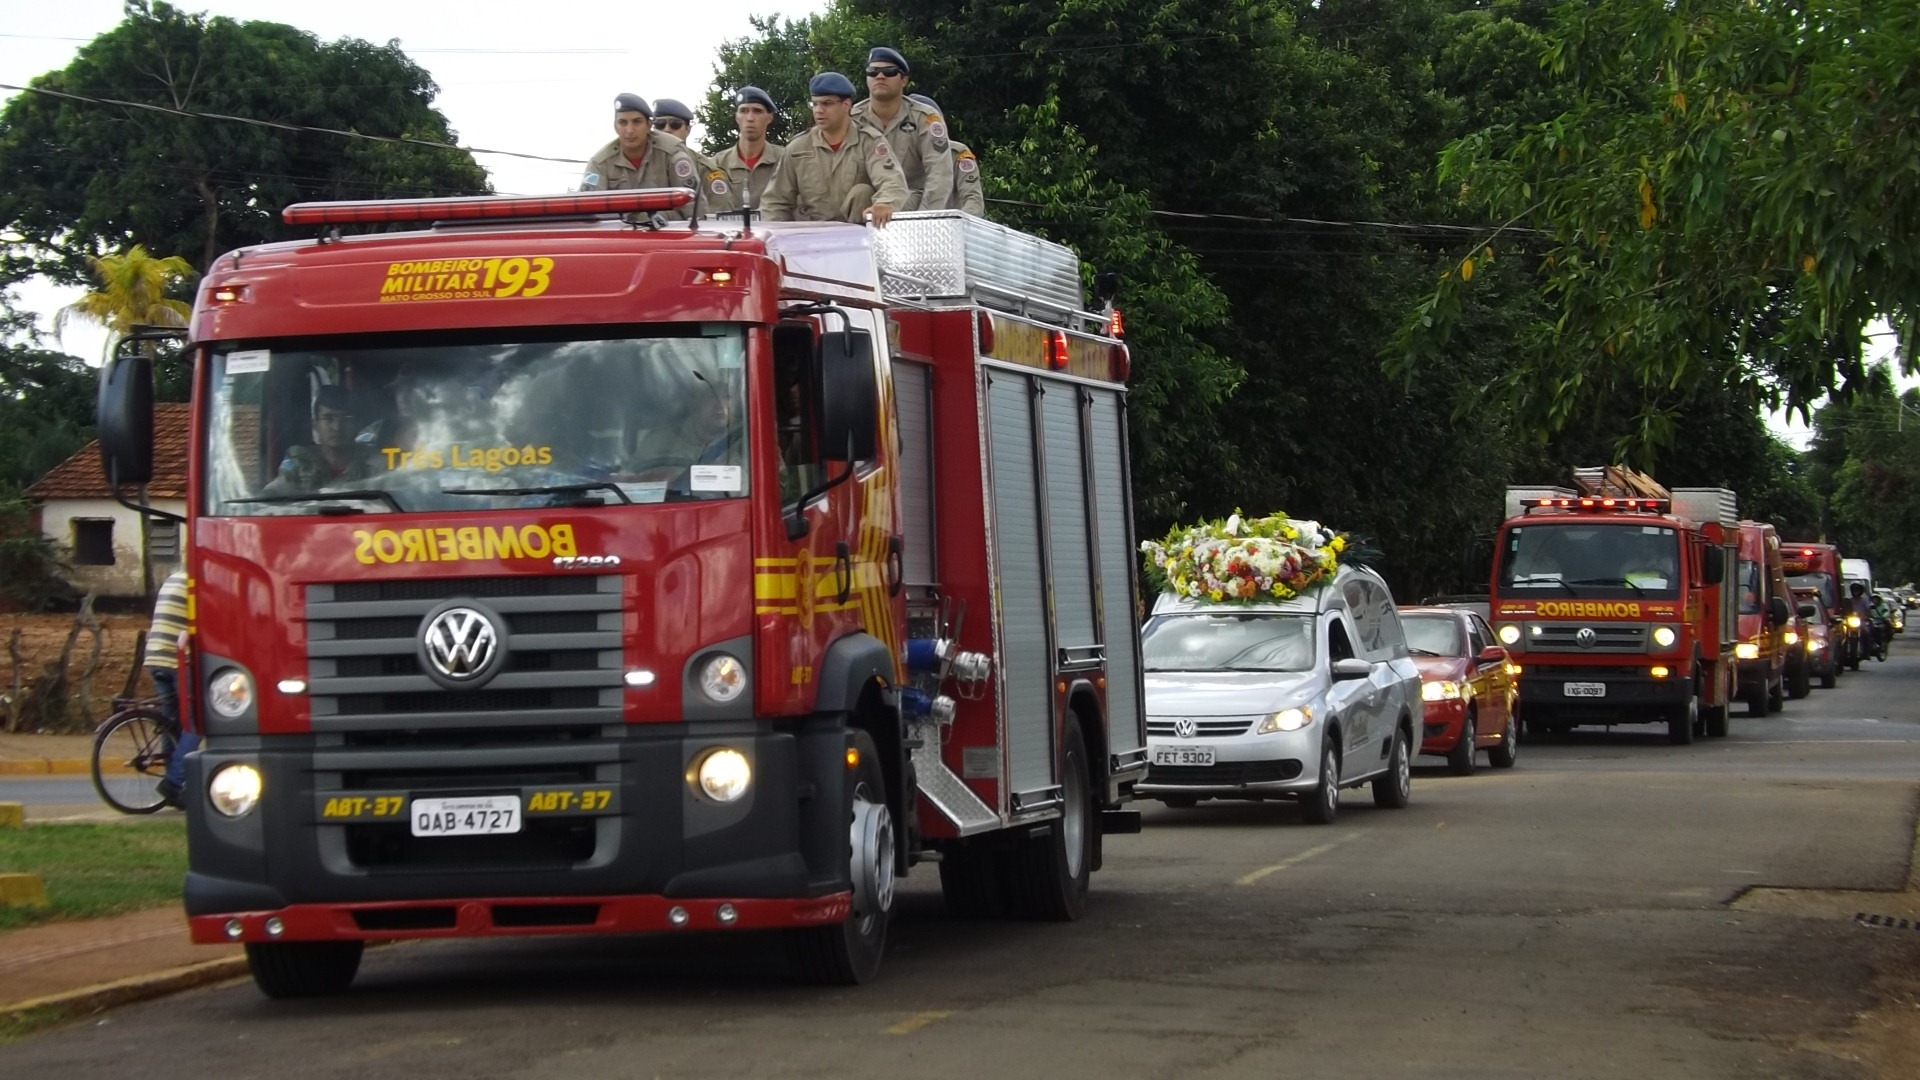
[{"xmin": 8, "ymin": 639, "xmax": 1920, "ymax": 1077}]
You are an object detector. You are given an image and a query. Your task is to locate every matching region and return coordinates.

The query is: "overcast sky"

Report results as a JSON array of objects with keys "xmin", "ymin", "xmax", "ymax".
[{"xmin": 1, "ymin": 0, "xmax": 824, "ymax": 358}]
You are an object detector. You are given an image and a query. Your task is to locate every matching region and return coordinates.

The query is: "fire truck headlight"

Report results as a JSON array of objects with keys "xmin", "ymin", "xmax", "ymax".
[
  {"xmin": 1496, "ymin": 624, "xmax": 1521, "ymax": 646},
  {"xmin": 1784, "ymin": 631, "xmax": 1800, "ymax": 646},
  {"xmin": 208, "ymin": 669, "xmax": 254, "ymax": 718},
  {"xmin": 208, "ymin": 763, "xmax": 263, "ymax": 818},
  {"xmin": 692, "ymin": 748, "xmax": 752, "ymax": 803},
  {"xmin": 1651, "ymin": 626, "xmax": 1678, "ymax": 648},
  {"xmin": 1734, "ymin": 641, "xmax": 1760, "ymax": 660},
  {"xmin": 697, "ymin": 654, "xmax": 747, "ymax": 704},
  {"xmin": 1420, "ymin": 681, "xmax": 1464, "ymax": 702},
  {"xmin": 1256, "ymin": 707, "xmax": 1312, "ymax": 733}
]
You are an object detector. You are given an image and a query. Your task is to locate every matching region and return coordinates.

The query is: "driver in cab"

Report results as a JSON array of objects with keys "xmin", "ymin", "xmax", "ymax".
[{"xmin": 262, "ymin": 385, "xmax": 378, "ymax": 494}]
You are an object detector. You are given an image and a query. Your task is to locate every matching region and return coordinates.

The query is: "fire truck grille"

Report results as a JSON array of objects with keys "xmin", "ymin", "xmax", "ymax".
[
  {"xmin": 1146, "ymin": 760, "xmax": 1305, "ymax": 786},
  {"xmin": 1527, "ymin": 623, "xmax": 1651, "ymax": 653},
  {"xmin": 304, "ymin": 575, "xmax": 624, "ymax": 730},
  {"xmin": 1146, "ymin": 718, "xmax": 1255, "ymax": 738}
]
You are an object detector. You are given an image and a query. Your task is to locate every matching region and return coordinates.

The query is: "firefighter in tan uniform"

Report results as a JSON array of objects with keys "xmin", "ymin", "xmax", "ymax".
[
  {"xmin": 579, "ymin": 93, "xmax": 703, "ymax": 220},
  {"xmin": 761, "ymin": 72, "xmax": 909, "ymax": 226},
  {"xmin": 652, "ymin": 97, "xmax": 736, "ymax": 212},
  {"xmin": 710, "ymin": 86, "xmax": 785, "ymax": 213},
  {"xmin": 909, "ymin": 94, "xmax": 985, "ymax": 216},
  {"xmin": 849, "ymin": 47, "xmax": 953, "ymax": 212}
]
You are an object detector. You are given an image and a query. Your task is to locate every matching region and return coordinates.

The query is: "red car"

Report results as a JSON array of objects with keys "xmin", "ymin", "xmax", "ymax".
[{"xmin": 1400, "ymin": 606, "xmax": 1519, "ymax": 775}]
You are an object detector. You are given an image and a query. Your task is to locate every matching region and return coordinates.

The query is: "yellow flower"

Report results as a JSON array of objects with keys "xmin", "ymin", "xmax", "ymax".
[
  {"xmin": 1329, "ymin": 536, "xmax": 1346, "ymax": 553},
  {"xmin": 1209, "ymin": 589, "xmax": 1224, "ymax": 601}
]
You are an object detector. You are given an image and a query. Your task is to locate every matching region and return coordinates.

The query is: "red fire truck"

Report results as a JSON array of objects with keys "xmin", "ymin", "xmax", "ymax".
[
  {"xmin": 1733, "ymin": 521, "xmax": 1796, "ymax": 711},
  {"xmin": 1782, "ymin": 541, "xmax": 1853, "ymax": 670},
  {"xmin": 1490, "ymin": 466, "xmax": 1738, "ymax": 744},
  {"xmin": 95, "ymin": 191, "xmax": 1148, "ymax": 996}
]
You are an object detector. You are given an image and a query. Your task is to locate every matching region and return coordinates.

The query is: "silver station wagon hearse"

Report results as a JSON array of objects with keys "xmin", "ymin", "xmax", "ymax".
[{"xmin": 1138, "ymin": 564, "xmax": 1423, "ymax": 823}]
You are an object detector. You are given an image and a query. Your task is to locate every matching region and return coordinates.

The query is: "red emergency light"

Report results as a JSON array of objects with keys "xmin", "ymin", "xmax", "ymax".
[
  {"xmin": 1107, "ymin": 307, "xmax": 1125, "ymax": 338},
  {"xmin": 1046, "ymin": 329, "xmax": 1071, "ymax": 371},
  {"xmin": 1531, "ymin": 496, "xmax": 1670, "ymax": 513},
  {"xmin": 281, "ymin": 190, "xmax": 696, "ymax": 226}
]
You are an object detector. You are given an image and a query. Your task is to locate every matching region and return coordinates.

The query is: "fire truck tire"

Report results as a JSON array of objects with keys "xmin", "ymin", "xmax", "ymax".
[
  {"xmin": 1004, "ymin": 721, "xmax": 1093, "ymax": 921},
  {"xmin": 244, "ymin": 941, "xmax": 363, "ymax": 999},
  {"xmin": 787, "ymin": 731, "xmax": 892, "ymax": 984},
  {"xmin": 1819, "ymin": 665, "xmax": 1837, "ymax": 690},
  {"xmin": 1744, "ymin": 683, "xmax": 1768, "ymax": 716},
  {"xmin": 1447, "ymin": 712, "xmax": 1477, "ymax": 776},
  {"xmin": 1788, "ymin": 663, "xmax": 1811, "ymax": 699},
  {"xmin": 1668, "ymin": 693, "xmax": 1698, "ymax": 745},
  {"xmin": 1372, "ymin": 723, "xmax": 1412, "ymax": 809},
  {"xmin": 1767, "ymin": 676, "xmax": 1785, "ymax": 711},
  {"xmin": 1300, "ymin": 740, "xmax": 1340, "ymax": 825},
  {"xmin": 937, "ymin": 843, "xmax": 1008, "ymax": 919}
]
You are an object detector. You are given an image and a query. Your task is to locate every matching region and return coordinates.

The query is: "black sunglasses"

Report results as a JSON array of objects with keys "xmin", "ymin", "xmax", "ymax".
[
  {"xmin": 651, "ymin": 119, "xmax": 688, "ymax": 131},
  {"xmin": 864, "ymin": 66, "xmax": 904, "ymax": 78}
]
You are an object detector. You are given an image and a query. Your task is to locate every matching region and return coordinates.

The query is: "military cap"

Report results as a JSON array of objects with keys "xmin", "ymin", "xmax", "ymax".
[
  {"xmin": 653, "ymin": 97, "xmax": 695, "ymax": 123},
  {"xmin": 908, "ymin": 93, "xmax": 942, "ymax": 114},
  {"xmin": 736, "ymin": 85, "xmax": 777, "ymax": 113},
  {"xmin": 867, "ymin": 46, "xmax": 910, "ymax": 75},
  {"xmin": 613, "ymin": 92, "xmax": 651, "ymax": 116},
  {"xmin": 809, "ymin": 71, "xmax": 857, "ymax": 99}
]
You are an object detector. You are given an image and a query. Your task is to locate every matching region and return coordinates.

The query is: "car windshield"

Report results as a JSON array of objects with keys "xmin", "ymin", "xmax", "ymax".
[
  {"xmin": 1788, "ymin": 572, "xmax": 1835, "ymax": 610},
  {"xmin": 1400, "ymin": 615, "xmax": 1467, "ymax": 657},
  {"xmin": 1142, "ymin": 612, "xmax": 1315, "ymax": 673},
  {"xmin": 204, "ymin": 326, "xmax": 748, "ymax": 516},
  {"xmin": 1498, "ymin": 522, "xmax": 1681, "ymax": 599}
]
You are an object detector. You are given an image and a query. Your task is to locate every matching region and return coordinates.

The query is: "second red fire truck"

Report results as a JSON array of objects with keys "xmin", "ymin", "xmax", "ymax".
[{"xmin": 96, "ymin": 192, "xmax": 1148, "ymax": 995}]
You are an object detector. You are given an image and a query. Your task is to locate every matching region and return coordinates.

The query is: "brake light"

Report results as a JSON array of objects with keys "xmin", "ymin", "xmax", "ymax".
[
  {"xmin": 1107, "ymin": 307, "xmax": 1125, "ymax": 337},
  {"xmin": 1109, "ymin": 342, "xmax": 1131, "ymax": 383},
  {"xmin": 976, "ymin": 310, "xmax": 995, "ymax": 354},
  {"xmin": 281, "ymin": 190, "xmax": 695, "ymax": 226},
  {"xmin": 1046, "ymin": 329, "xmax": 1070, "ymax": 371}
]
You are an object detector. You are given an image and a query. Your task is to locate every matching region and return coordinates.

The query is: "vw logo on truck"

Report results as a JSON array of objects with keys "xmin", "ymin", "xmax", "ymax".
[{"xmin": 419, "ymin": 605, "xmax": 504, "ymax": 685}]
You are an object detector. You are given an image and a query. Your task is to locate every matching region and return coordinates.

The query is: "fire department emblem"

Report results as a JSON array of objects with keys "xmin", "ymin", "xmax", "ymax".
[
  {"xmin": 1174, "ymin": 718, "xmax": 1197, "ymax": 739},
  {"xmin": 421, "ymin": 606, "xmax": 502, "ymax": 684},
  {"xmin": 1575, "ymin": 627, "xmax": 1598, "ymax": 649}
]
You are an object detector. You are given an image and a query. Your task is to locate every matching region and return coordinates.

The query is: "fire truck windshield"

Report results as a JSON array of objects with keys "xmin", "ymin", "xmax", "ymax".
[
  {"xmin": 1498, "ymin": 522, "xmax": 1682, "ymax": 599},
  {"xmin": 204, "ymin": 327, "xmax": 749, "ymax": 515}
]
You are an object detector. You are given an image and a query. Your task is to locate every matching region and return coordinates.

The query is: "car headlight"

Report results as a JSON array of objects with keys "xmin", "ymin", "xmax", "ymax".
[
  {"xmin": 1734, "ymin": 642, "xmax": 1760, "ymax": 660},
  {"xmin": 697, "ymin": 654, "xmax": 747, "ymax": 704},
  {"xmin": 208, "ymin": 763, "xmax": 263, "ymax": 818},
  {"xmin": 1496, "ymin": 624, "xmax": 1521, "ymax": 645},
  {"xmin": 1256, "ymin": 707, "xmax": 1312, "ymax": 733},
  {"xmin": 1421, "ymin": 680, "xmax": 1464, "ymax": 702},
  {"xmin": 1651, "ymin": 626, "xmax": 1677, "ymax": 648},
  {"xmin": 691, "ymin": 748, "xmax": 751, "ymax": 802},
  {"xmin": 1784, "ymin": 631, "xmax": 1799, "ymax": 645},
  {"xmin": 208, "ymin": 669, "xmax": 254, "ymax": 718}
]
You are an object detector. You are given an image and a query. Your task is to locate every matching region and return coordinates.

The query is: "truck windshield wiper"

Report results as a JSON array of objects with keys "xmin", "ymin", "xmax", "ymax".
[
  {"xmin": 228, "ymin": 490, "xmax": 405, "ymax": 514},
  {"xmin": 440, "ymin": 482, "xmax": 634, "ymax": 506},
  {"xmin": 1510, "ymin": 576, "xmax": 1575, "ymax": 594},
  {"xmin": 1568, "ymin": 577, "xmax": 1648, "ymax": 595}
]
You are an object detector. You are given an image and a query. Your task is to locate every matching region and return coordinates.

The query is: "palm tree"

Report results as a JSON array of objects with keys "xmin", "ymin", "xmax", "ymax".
[{"xmin": 54, "ymin": 245, "xmax": 196, "ymax": 361}]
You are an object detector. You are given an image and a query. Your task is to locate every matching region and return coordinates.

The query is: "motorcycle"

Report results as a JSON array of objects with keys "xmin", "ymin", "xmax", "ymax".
[
  {"xmin": 1870, "ymin": 613, "xmax": 1893, "ymax": 662},
  {"xmin": 1844, "ymin": 612, "xmax": 1864, "ymax": 670}
]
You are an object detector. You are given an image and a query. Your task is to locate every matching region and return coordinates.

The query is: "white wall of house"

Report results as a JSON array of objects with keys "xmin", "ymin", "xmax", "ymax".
[{"xmin": 37, "ymin": 497, "xmax": 188, "ymax": 599}]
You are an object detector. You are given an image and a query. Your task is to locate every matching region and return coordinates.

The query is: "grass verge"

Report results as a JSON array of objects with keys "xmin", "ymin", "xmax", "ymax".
[
  {"xmin": 0, "ymin": 819, "xmax": 187, "ymax": 931},
  {"xmin": 0, "ymin": 1004, "xmax": 78, "ymax": 1045}
]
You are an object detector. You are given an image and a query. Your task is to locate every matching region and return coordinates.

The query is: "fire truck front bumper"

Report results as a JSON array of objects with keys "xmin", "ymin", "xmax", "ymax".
[
  {"xmin": 180, "ymin": 724, "xmax": 863, "ymax": 942},
  {"xmin": 1516, "ymin": 667, "xmax": 1690, "ymax": 723}
]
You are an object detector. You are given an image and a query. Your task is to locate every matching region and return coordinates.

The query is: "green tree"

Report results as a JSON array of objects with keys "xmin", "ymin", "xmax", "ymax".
[
  {"xmin": 0, "ymin": 345, "xmax": 96, "ymax": 490},
  {"xmin": 1399, "ymin": 0, "xmax": 1920, "ymax": 457},
  {"xmin": 54, "ymin": 245, "xmax": 194, "ymax": 360},
  {"xmin": 0, "ymin": 0, "xmax": 490, "ymax": 282}
]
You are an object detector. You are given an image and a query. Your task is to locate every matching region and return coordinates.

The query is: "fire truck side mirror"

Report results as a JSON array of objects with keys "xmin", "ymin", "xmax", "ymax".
[
  {"xmin": 1700, "ymin": 546, "xmax": 1725, "ymax": 586},
  {"xmin": 817, "ymin": 330, "xmax": 877, "ymax": 462},
  {"xmin": 1769, "ymin": 595, "xmax": 1792, "ymax": 626},
  {"xmin": 97, "ymin": 352, "xmax": 156, "ymax": 487}
]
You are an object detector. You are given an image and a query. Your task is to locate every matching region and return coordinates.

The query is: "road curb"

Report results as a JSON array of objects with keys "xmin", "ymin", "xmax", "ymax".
[
  {"xmin": 0, "ymin": 760, "xmax": 116, "ymax": 776},
  {"xmin": 1, "ymin": 955, "xmax": 251, "ymax": 1025}
]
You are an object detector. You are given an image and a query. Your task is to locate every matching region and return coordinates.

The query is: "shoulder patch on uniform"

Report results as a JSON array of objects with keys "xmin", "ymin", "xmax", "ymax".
[
  {"xmin": 872, "ymin": 141, "xmax": 891, "ymax": 158},
  {"xmin": 710, "ymin": 176, "xmax": 730, "ymax": 195},
  {"xmin": 581, "ymin": 172, "xmax": 601, "ymax": 188},
  {"xmin": 958, "ymin": 156, "xmax": 976, "ymax": 175},
  {"xmin": 673, "ymin": 157, "xmax": 695, "ymax": 179},
  {"xmin": 928, "ymin": 120, "xmax": 947, "ymax": 140}
]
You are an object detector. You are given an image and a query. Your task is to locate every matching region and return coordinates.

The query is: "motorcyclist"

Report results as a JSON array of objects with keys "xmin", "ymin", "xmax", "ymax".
[{"xmin": 1848, "ymin": 582, "xmax": 1887, "ymax": 660}]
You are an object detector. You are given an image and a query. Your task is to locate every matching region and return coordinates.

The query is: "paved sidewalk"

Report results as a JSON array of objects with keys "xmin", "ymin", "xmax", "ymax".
[{"xmin": 0, "ymin": 907, "xmax": 246, "ymax": 1021}]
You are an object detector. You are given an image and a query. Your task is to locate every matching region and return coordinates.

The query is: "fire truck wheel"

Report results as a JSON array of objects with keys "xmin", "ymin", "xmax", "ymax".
[
  {"xmin": 1744, "ymin": 682, "xmax": 1768, "ymax": 717},
  {"xmin": 1447, "ymin": 712, "xmax": 1477, "ymax": 776},
  {"xmin": 244, "ymin": 941, "xmax": 363, "ymax": 999},
  {"xmin": 1487, "ymin": 713, "xmax": 1519, "ymax": 769},
  {"xmin": 1668, "ymin": 691, "xmax": 1698, "ymax": 745},
  {"xmin": 1767, "ymin": 676, "xmax": 1785, "ymax": 711},
  {"xmin": 1372, "ymin": 723, "xmax": 1412, "ymax": 809},
  {"xmin": 1005, "ymin": 721, "xmax": 1093, "ymax": 921},
  {"xmin": 1300, "ymin": 740, "xmax": 1340, "ymax": 825},
  {"xmin": 1819, "ymin": 665, "xmax": 1837, "ymax": 690},
  {"xmin": 938, "ymin": 843, "xmax": 1009, "ymax": 919},
  {"xmin": 1788, "ymin": 663, "xmax": 1811, "ymax": 700},
  {"xmin": 788, "ymin": 730, "xmax": 892, "ymax": 984}
]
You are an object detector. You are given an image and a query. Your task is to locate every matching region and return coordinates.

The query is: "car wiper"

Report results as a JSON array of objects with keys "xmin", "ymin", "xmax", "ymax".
[
  {"xmin": 228, "ymin": 490, "xmax": 405, "ymax": 514},
  {"xmin": 440, "ymin": 482, "xmax": 634, "ymax": 506}
]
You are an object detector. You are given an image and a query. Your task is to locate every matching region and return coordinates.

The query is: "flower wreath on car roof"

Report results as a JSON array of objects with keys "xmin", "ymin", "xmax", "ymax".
[{"xmin": 1141, "ymin": 511, "xmax": 1373, "ymax": 603}]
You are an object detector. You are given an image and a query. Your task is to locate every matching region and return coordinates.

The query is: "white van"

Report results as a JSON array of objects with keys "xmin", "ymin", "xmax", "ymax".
[{"xmin": 1138, "ymin": 564, "xmax": 1423, "ymax": 823}]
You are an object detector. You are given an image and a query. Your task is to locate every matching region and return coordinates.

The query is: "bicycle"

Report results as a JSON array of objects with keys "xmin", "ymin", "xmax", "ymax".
[{"xmin": 91, "ymin": 696, "xmax": 179, "ymax": 815}]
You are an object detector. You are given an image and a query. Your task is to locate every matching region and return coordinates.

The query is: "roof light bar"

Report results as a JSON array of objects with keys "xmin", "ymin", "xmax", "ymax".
[
  {"xmin": 281, "ymin": 189, "xmax": 695, "ymax": 226},
  {"xmin": 1529, "ymin": 496, "xmax": 1670, "ymax": 513}
]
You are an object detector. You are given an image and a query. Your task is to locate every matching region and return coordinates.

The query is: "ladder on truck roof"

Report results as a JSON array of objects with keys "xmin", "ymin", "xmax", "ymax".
[
  {"xmin": 870, "ymin": 211, "xmax": 1111, "ymax": 335},
  {"xmin": 1572, "ymin": 465, "xmax": 1669, "ymax": 500}
]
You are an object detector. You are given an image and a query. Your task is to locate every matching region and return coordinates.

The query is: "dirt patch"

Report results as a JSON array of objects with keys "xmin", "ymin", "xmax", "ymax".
[{"xmin": 1, "ymin": 612, "xmax": 154, "ymax": 734}]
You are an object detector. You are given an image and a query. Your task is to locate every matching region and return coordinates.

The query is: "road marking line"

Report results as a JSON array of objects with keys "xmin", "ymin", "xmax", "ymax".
[
  {"xmin": 1236, "ymin": 833, "xmax": 1358, "ymax": 886},
  {"xmin": 886, "ymin": 1010, "xmax": 955, "ymax": 1035}
]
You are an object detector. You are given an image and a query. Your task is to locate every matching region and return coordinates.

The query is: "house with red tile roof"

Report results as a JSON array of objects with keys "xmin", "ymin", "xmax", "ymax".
[{"xmin": 24, "ymin": 402, "xmax": 189, "ymax": 598}]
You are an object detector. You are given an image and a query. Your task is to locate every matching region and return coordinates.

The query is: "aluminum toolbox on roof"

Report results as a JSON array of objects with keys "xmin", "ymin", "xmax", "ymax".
[{"xmin": 871, "ymin": 211, "xmax": 1085, "ymax": 323}]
